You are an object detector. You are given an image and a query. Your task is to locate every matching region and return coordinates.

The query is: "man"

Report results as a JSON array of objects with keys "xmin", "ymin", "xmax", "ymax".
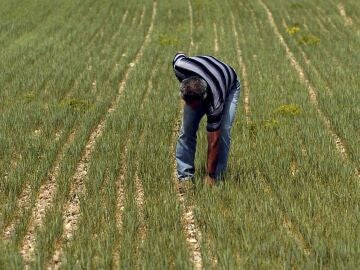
[{"xmin": 173, "ymin": 52, "xmax": 241, "ymax": 190}]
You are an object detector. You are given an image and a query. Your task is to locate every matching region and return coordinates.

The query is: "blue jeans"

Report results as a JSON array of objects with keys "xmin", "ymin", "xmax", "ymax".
[{"xmin": 176, "ymin": 79, "xmax": 241, "ymax": 180}]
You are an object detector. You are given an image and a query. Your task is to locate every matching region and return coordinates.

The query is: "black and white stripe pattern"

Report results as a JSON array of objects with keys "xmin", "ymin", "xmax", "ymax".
[{"xmin": 173, "ymin": 53, "xmax": 237, "ymax": 131}]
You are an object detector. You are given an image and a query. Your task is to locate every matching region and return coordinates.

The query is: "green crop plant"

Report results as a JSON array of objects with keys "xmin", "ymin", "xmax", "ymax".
[{"xmin": 0, "ymin": 0, "xmax": 359, "ymax": 269}]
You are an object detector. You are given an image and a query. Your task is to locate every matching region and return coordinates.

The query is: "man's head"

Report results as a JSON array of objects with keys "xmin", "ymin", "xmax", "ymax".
[{"xmin": 179, "ymin": 76, "xmax": 208, "ymax": 109}]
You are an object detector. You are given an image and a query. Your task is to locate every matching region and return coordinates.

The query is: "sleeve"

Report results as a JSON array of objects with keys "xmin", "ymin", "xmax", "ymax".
[
  {"xmin": 172, "ymin": 52, "xmax": 186, "ymax": 68},
  {"xmin": 206, "ymin": 104, "xmax": 224, "ymax": 131},
  {"xmin": 172, "ymin": 53, "xmax": 187, "ymax": 82}
]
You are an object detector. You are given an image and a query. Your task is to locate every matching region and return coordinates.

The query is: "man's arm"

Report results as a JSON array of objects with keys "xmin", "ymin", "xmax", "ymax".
[{"xmin": 207, "ymin": 129, "xmax": 221, "ymax": 178}]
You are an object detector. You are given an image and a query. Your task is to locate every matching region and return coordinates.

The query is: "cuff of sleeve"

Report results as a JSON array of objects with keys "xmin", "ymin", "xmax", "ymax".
[
  {"xmin": 207, "ymin": 114, "xmax": 222, "ymax": 131},
  {"xmin": 173, "ymin": 53, "xmax": 186, "ymax": 65},
  {"xmin": 206, "ymin": 124, "xmax": 221, "ymax": 132}
]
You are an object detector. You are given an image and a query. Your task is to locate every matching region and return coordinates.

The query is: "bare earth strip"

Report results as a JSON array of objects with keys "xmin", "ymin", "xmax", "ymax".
[
  {"xmin": 281, "ymin": 21, "xmax": 333, "ymax": 97},
  {"xmin": 110, "ymin": 3, "xmax": 156, "ymax": 112},
  {"xmin": 170, "ymin": 97, "xmax": 203, "ymax": 269},
  {"xmin": 188, "ymin": 0, "xmax": 194, "ymax": 49},
  {"xmin": 220, "ymin": 24, "xmax": 225, "ymax": 40},
  {"xmin": 20, "ymin": 131, "xmax": 76, "ymax": 268},
  {"xmin": 139, "ymin": 6, "xmax": 146, "ymax": 27},
  {"xmin": 213, "ymin": 23, "xmax": 219, "ymax": 53},
  {"xmin": 230, "ymin": 11, "xmax": 253, "ymax": 263},
  {"xmin": 134, "ymin": 66, "xmax": 157, "ymax": 235},
  {"xmin": 230, "ymin": 12, "xmax": 251, "ymax": 123},
  {"xmin": 260, "ymin": 0, "xmax": 360, "ymax": 179},
  {"xmin": 171, "ymin": 126, "xmax": 203, "ymax": 270},
  {"xmin": 48, "ymin": 2, "xmax": 157, "ymax": 269},
  {"xmin": 169, "ymin": 1, "xmax": 203, "ymax": 269},
  {"xmin": 133, "ymin": 136, "xmax": 147, "ymax": 265},
  {"xmin": 2, "ymin": 130, "xmax": 61, "ymax": 240},
  {"xmin": 134, "ymin": 140, "xmax": 146, "ymax": 255},
  {"xmin": 112, "ymin": 64, "xmax": 154, "ymax": 264},
  {"xmin": 112, "ymin": 142, "xmax": 128, "ymax": 269},
  {"xmin": 196, "ymin": 20, "xmax": 231, "ymax": 269},
  {"xmin": 337, "ymin": 3, "xmax": 353, "ymax": 26},
  {"xmin": 121, "ymin": 10, "xmax": 129, "ymax": 24},
  {"xmin": 113, "ymin": 31, "xmax": 157, "ymax": 270},
  {"xmin": 1, "ymin": 8, "xmax": 111, "ymax": 236},
  {"xmin": 8, "ymin": 10, "xmax": 119, "ymax": 246},
  {"xmin": 131, "ymin": 10, "xmax": 139, "ymax": 27},
  {"xmin": 231, "ymin": 7, "xmax": 311, "ymax": 256},
  {"xmin": 167, "ymin": 8, "xmax": 172, "ymax": 20},
  {"xmin": 281, "ymin": 19, "xmax": 333, "ymax": 97},
  {"xmin": 133, "ymin": 66, "xmax": 157, "ymax": 264}
]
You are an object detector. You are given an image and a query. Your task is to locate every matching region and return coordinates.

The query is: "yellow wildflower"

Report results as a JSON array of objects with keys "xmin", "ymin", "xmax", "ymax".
[{"xmin": 286, "ymin": 26, "xmax": 300, "ymax": 35}]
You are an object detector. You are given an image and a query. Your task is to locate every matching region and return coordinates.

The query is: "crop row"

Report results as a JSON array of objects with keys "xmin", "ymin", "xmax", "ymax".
[{"xmin": 1, "ymin": 0, "xmax": 359, "ymax": 269}]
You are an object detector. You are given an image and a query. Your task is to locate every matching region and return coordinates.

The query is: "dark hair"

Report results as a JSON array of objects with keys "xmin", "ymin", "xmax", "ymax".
[{"xmin": 179, "ymin": 76, "xmax": 207, "ymax": 101}]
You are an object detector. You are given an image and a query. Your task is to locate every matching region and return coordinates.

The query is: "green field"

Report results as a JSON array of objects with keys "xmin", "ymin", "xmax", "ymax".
[{"xmin": 1, "ymin": 0, "xmax": 359, "ymax": 269}]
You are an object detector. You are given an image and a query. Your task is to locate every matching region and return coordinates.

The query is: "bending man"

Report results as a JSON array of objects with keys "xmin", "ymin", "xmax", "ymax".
[{"xmin": 173, "ymin": 52, "xmax": 241, "ymax": 188}]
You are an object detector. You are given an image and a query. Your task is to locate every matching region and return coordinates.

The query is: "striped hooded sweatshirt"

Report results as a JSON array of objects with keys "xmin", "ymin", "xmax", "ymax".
[{"xmin": 173, "ymin": 53, "xmax": 238, "ymax": 131}]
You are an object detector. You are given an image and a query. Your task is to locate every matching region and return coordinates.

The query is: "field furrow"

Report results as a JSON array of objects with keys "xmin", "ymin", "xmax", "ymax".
[
  {"xmin": 242, "ymin": 3, "xmax": 358, "ymax": 256},
  {"xmin": 0, "ymin": 2, "xmax": 115, "ymax": 223},
  {"xmin": 20, "ymin": 130, "xmax": 76, "ymax": 268},
  {"xmin": 271, "ymin": 2, "xmax": 360, "ymax": 166},
  {"xmin": 112, "ymin": 62, "xmax": 156, "ymax": 268},
  {"xmin": 168, "ymin": 1, "xmax": 204, "ymax": 269},
  {"xmin": 0, "ymin": 2, "xmax": 137, "ymax": 245},
  {"xmin": 230, "ymin": 1, "xmax": 360, "ymax": 267},
  {"xmin": 188, "ymin": 0, "xmax": 195, "ymax": 49},
  {"xmin": 259, "ymin": 0, "xmax": 356, "ymax": 171},
  {"xmin": 230, "ymin": 1, "xmax": 311, "ymax": 260},
  {"xmin": 296, "ymin": 5, "xmax": 354, "ymax": 72},
  {"xmin": 337, "ymin": 3, "xmax": 354, "ymax": 26},
  {"xmin": 112, "ymin": 142, "xmax": 128, "ymax": 270},
  {"xmin": 280, "ymin": 20, "xmax": 334, "ymax": 98},
  {"xmin": 57, "ymin": 124, "xmax": 101, "ymax": 248},
  {"xmin": 134, "ymin": 140, "xmax": 146, "ymax": 261},
  {"xmin": 112, "ymin": 3, "xmax": 157, "ymax": 111},
  {"xmin": 230, "ymin": 13, "xmax": 250, "ymax": 124},
  {"xmin": 0, "ymin": 1, "xmax": 96, "ymax": 97},
  {"xmin": 213, "ymin": 23, "xmax": 219, "ymax": 53},
  {"xmin": 130, "ymin": 68, "xmax": 157, "ymax": 266},
  {"xmin": 1, "ymin": 0, "xmax": 359, "ymax": 268},
  {"xmin": 171, "ymin": 113, "xmax": 203, "ymax": 270},
  {"xmin": 47, "ymin": 3, "xmax": 157, "ymax": 268},
  {"xmin": 139, "ymin": 6, "xmax": 146, "ymax": 27}
]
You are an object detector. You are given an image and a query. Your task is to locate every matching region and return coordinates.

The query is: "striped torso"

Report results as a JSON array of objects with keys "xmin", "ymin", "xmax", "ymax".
[{"xmin": 173, "ymin": 53, "xmax": 238, "ymax": 130}]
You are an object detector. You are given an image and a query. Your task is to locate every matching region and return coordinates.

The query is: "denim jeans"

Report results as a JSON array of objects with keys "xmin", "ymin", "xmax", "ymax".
[{"xmin": 176, "ymin": 79, "xmax": 241, "ymax": 180}]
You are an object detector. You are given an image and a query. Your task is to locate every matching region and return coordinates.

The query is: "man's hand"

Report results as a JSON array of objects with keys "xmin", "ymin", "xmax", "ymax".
[{"xmin": 207, "ymin": 129, "xmax": 221, "ymax": 177}]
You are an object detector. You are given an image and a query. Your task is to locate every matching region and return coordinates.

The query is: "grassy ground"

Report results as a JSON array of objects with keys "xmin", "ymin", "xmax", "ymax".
[{"xmin": 0, "ymin": 0, "xmax": 359, "ymax": 269}]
